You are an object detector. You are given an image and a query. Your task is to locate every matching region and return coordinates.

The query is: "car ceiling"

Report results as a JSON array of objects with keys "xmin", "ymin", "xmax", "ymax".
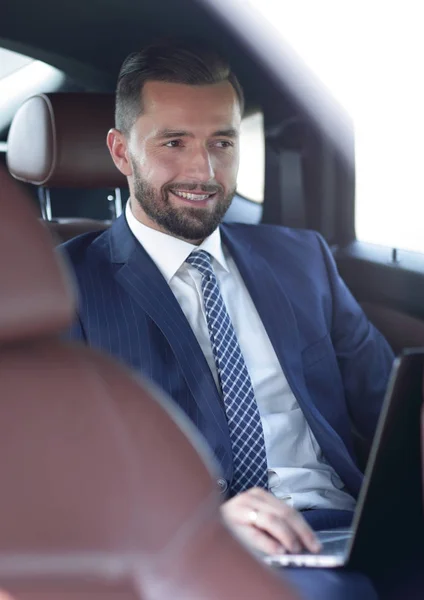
[
  {"xmin": 1, "ymin": 0, "xmax": 354, "ymax": 168},
  {"xmin": 0, "ymin": 0, "xmax": 287, "ymax": 113}
]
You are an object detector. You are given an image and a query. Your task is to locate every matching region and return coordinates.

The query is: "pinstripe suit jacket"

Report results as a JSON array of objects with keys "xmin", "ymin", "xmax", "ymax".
[{"xmin": 61, "ymin": 214, "xmax": 394, "ymax": 497}]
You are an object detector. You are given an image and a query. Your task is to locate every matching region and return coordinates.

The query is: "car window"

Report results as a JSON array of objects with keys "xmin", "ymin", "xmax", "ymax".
[
  {"xmin": 238, "ymin": 111, "xmax": 264, "ymax": 203},
  {"xmin": 0, "ymin": 47, "xmax": 65, "ymax": 139},
  {"xmin": 248, "ymin": 0, "xmax": 424, "ymax": 254},
  {"xmin": 0, "ymin": 48, "xmax": 33, "ymax": 79}
]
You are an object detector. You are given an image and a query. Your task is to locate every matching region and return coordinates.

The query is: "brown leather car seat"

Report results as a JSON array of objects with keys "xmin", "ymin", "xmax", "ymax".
[
  {"xmin": 0, "ymin": 164, "xmax": 297, "ymax": 599},
  {"xmin": 7, "ymin": 93, "xmax": 124, "ymax": 243},
  {"xmin": 40, "ymin": 217, "xmax": 111, "ymax": 244}
]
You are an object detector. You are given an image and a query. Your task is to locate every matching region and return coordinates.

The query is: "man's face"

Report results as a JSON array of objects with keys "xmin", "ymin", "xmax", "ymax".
[{"xmin": 109, "ymin": 80, "xmax": 241, "ymax": 243}]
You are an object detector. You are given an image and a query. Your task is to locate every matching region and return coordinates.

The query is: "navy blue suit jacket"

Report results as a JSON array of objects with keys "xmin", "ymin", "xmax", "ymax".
[{"xmin": 61, "ymin": 215, "xmax": 394, "ymax": 498}]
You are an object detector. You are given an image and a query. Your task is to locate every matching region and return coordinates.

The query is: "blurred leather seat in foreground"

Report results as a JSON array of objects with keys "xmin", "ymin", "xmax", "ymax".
[{"xmin": 0, "ymin": 164, "xmax": 297, "ymax": 599}]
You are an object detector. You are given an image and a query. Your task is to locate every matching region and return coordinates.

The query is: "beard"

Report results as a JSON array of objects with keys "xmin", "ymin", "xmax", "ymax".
[{"xmin": 131, "ymin": 161, "xmax": 235, "ymax": 242}]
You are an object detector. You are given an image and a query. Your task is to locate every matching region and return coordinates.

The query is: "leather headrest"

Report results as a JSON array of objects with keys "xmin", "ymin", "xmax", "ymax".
[
  {"xmin": 7, "ymin": 93, "xmax": 127, "ymax": 189},
  {"xmin": 0, "ymin": 164, "xmax": 75, "ymax": 344}
]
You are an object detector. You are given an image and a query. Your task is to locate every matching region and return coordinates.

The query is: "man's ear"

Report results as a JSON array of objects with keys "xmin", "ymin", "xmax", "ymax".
[{"xmin": 106, "ymin": 129, "xmax": 133, "ymax": 176}]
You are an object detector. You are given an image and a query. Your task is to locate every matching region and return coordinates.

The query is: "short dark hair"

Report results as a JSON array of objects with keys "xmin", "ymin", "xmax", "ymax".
[{"xmin": 115, "ymin": 38, "xmax": 244, "ymax": 135}]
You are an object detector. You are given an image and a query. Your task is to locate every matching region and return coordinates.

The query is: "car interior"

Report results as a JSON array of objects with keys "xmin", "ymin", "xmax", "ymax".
[
  {"xmin": 2, "ymin": 0, "xmax": 424, "ymax": 354},
  {"xmin": 1, "ymin": 0, "xmax": 424, "ymax": 596}
]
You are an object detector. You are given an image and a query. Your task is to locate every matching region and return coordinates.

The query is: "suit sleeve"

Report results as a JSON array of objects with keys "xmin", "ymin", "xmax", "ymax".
[
  {"xmin": 315, "ymin": 233, "xmax": 395, "ymax": 442},
  {"xmin": 56, "ymin": 245, "xmax": 88, "ymax": 343}
]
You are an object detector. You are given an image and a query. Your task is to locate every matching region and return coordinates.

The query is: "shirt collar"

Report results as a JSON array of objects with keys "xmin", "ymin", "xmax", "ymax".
[{"xmin": 125, "ymin": 199, "xmax": 229, "ymax": 283}]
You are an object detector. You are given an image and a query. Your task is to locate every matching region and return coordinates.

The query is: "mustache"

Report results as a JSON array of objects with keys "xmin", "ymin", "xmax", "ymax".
[{"xmin": 166, "ymin": 182, "xmax": 223, "ymax": 195}]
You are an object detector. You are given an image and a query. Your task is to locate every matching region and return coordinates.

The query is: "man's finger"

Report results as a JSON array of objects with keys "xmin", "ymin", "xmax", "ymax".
[
  {"xmin": 222, "ymin": 489, "xmax": 321, "ymax": 554},
  {"xmin": 254, "ymin": 510, "xmax": 304, "ymax": 553},
  {"xmin": 235, "ymin": 524, "xmax": 283, "ymax": 555},
  {"xmin": 246, "ymin": 491, "xmax": 321, "ymax": 553},
  {"xmin": 284, "ymin": 510, "xmax": 322, "ymax": 553},
  {"xmin": 242, "ymin": 500, "xmax": 321, "ymax": 553}
]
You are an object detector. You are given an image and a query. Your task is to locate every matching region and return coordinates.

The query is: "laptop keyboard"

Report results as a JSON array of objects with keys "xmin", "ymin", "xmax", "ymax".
[{"xmin": 316, "ymin": 529, "xmax": 352, "ymax": 555}]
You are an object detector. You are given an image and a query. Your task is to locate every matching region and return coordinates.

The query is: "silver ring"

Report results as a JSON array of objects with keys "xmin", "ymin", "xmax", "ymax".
[{"xmin": 248, "ymin": 509, "xmax": 259, "ymax": 525}]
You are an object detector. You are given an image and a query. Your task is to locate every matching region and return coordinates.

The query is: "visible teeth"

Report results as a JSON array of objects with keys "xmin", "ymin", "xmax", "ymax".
[{"xmin": 173, "ymin": 191, "xmax": 211, "ymax": 201}]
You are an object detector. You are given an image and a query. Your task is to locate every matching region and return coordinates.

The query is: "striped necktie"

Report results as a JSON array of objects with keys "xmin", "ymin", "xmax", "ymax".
[{"xmin": 186, "ymin": 249, "xmax": 268, "ymax": 494}]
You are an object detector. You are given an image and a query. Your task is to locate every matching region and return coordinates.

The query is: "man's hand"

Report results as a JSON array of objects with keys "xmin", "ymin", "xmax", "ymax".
[{"xmin": 220, "ymin": 487, "xmax": 322, "ymax": 555}]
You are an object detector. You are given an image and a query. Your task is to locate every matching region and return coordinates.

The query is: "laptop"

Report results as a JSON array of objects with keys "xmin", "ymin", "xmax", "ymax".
[{"xmin": 263, "ymin": 348, "xmax": 424, "ymax": 570}]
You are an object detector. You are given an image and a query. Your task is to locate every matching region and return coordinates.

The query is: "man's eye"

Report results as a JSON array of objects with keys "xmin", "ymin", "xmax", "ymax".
[
  {"xmin": 216, "ymin": 140, "xmax": 234, "ymax": 148},
  {"xmin": 165, "ymin": 140, "xmax": 182, "ymax": 148}
]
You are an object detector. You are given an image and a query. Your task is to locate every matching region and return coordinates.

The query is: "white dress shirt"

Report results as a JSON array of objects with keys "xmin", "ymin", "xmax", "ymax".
[{"xmin": 126, "ymin": 201, "xmax": 356, "ymax": 511}]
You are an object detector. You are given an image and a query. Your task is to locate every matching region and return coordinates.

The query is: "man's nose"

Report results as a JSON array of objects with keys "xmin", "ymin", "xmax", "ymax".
[{"xmin": 185, "ymin": 147, "xmax": 215, "ymax": 181}]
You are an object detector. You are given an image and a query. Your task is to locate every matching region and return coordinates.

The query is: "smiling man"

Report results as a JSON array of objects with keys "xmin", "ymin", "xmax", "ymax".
[
  {"xmin": 110, "ymin": 59, "xmax": 241, "ymax": 245},
  {"xmin": 63, "ymin": 39, "xmax": 393, "ymax": 599}
]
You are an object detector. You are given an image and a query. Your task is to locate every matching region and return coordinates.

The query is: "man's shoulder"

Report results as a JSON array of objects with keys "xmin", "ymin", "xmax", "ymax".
[
  {"xmin": 59, "ymin": 228, "xmax": 110, "ymax": 269},
  {"xmin": 221, "ymin": 222, "xmax": 322, "ymax": 250}
]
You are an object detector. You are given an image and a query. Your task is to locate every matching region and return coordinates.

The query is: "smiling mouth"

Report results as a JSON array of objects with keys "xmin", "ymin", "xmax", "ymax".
[{"xmin": 170, "ymin": 190, "xmax": 215, "ymax": 202}]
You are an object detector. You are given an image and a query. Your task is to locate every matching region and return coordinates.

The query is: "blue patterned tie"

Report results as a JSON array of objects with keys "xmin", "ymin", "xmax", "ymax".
[{"xmin": 186, "ymin": 250, "xmax": 268, "ymax": 494}]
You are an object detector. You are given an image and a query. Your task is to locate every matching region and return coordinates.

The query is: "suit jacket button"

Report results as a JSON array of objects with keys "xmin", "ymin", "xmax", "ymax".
[{"xmin": 217, "ymin": 478, "xmax": 228, "ymax": 493}]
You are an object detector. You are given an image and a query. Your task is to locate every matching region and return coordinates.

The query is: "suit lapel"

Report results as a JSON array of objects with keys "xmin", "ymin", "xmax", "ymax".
[
  {"xmin": 221, "ymin": 225, "xmax": 362, "ymax": 495},
  {"xmin": 221, "ymin": 225, "xmax": 304, "ymax": 391},
  {"xmin": 108, "ymin": 216, "xmax": 232, "ymax": 472}
]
